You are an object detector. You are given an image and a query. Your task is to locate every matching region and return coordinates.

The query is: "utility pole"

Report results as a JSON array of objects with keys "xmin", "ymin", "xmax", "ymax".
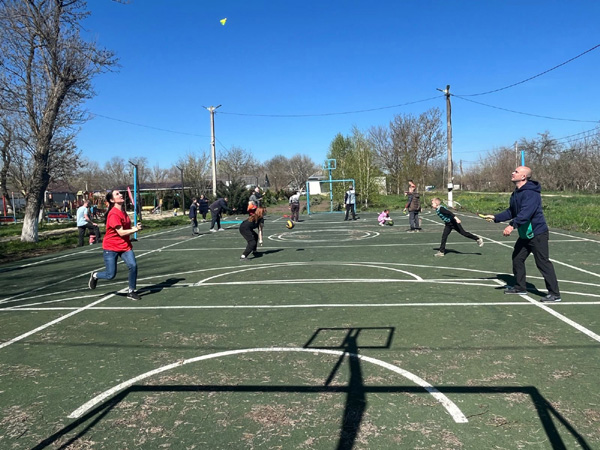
[
  {"xmin": 175, "ymin": 165, "xmax": 185, "ymax": 215},
  {"xmin": 437, "ymin": 85, "xmax": 453, "ymax": 207},
  {"xmin": 515, "ymin": 141, "xmax": 518, "ymax": 168},
  {"xmin": 203, "ymin": 105, "xmax": 221, "ymax": 197}
]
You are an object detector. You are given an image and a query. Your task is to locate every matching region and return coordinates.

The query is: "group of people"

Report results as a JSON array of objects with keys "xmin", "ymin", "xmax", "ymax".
[
  {"xmin": 376, "ymin": 168, "xmax": 561, "ymax": 303},
  {"xmin": 86, "ymin": 165, "xmax": 561, "ymax": 304}
]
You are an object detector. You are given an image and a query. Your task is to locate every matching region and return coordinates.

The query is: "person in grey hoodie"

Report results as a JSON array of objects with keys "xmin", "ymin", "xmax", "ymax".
[{"xmin": 481, "ymin": 166, "xmax": 561, "ymax": 302}]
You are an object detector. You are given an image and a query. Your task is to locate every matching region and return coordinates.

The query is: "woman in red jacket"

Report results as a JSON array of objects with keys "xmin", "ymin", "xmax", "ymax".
[{"xmin": 88, "ymin": 190, "xmax": 143, "ymax": 300}]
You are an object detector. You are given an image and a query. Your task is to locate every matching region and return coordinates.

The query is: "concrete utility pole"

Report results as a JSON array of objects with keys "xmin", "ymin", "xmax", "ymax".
[
  {"xmin": 437, "ymin": 85, "xmax": 453, "ymax": 207},
  {"xmin": 515, "ymin": 141, "xmax": 519, "ymax": 168},
  {"xmin": 175, "ymin": 165, "xmax": 185, "ymax": 215},
  {"xmin": 203, "ymin": 105, "xmax": 221, "ymax": 197}
]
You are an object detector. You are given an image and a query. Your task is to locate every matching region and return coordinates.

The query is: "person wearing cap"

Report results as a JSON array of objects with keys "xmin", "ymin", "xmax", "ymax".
[{"xmin": 344, "ymin": 185, "xmax": 357, "ymax": 221}]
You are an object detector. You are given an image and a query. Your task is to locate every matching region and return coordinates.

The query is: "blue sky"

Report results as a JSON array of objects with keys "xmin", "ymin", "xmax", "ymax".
[{"xmin": 78, "ymin": 0, "xmax": 600, "ymax": 171}]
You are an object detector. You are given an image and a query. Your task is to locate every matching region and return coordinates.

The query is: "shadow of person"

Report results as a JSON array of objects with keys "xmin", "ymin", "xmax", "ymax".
[
  {"xmin": 434, "ymin": 248, "xmax": 482, "ymax": 256},
  {"xmin": 496, "ymin": 274, "xmax": 545, "ymax": 295},
  {"xmin": 138, "ymin": 277, "xmax": 186, "ymax": 296},
  {"xmin": 252, "ymin": 249, "xmax": 284, "ymax": 258}
]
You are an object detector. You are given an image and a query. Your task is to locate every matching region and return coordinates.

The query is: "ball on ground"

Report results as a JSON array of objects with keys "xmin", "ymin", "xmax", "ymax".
[{"xmin": 286, "ymin": 220, "xmax": 294, "ymax": 229}]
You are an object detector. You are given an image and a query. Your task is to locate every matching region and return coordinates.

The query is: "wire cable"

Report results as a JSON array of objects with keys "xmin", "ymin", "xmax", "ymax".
[
  {"xmin": 452, "ymin": 95, "xmax": 600, "ymax": 124},
  {"xmin": 90, "ymin": 113, "xmax": 210, "ymax": 138},
  {"xmin": 217, "ymin": 96, "xmax": 442, "ymax": 118},
  {"xmin": 455, "ymin": 44, "xmax": 600, "ymax": 97}
]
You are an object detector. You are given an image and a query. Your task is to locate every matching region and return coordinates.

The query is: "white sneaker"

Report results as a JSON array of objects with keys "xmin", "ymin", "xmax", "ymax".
[
  {"xmin": 379, "ymin": 223, "xmax": 384, "ymax": 226},
  {"xmin": 477, "ymin": 237, "xmax": 484, "ymax": 247},
  {"xmin": 218, "ymin": 228, "xmax": 225, "ymax": 231},
  {"xmin": 435, "ymin": 251, "xmax": 445, "ymax": 257},
  {"xmin": 210, "ymin": 229, "xmax": 217, "ymax": 232}
]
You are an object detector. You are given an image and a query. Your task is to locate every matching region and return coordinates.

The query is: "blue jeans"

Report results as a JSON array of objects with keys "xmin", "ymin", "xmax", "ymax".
[{"xmin": 96, "ymin": 249, "xmax": 138, "ymax": 291}]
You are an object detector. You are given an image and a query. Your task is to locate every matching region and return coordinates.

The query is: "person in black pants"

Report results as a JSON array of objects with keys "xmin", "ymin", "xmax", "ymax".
[
  {"xmin": 481, "ymin": 166, "xmax": 561, "ymax": 303},
  {"xmin": 431, "ymin": 198, "xmax": 483, "ymax": 256},
  {"xmin": 209, "ymin": 197, "xmax": 234, "ymax": 232},
  {"xmin": 198, "ymin": 194, "xmax": 209, "ymax": 222},
  {"xmin": 239, "ymin": 207, "xmax": 265, "ymax": 261},
  {"xmin": 189, "ymin": 198, "xmax": 199, "ymax": 235}
]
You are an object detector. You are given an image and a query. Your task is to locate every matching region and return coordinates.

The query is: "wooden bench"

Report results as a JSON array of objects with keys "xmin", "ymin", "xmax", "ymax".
[
  {"xmin": 0, "ymin": 216, "xmax": 16, "ymax": 223},
  {"xmin": 47, "ymin": 212, "xmax": 73, "ymax": 222}
]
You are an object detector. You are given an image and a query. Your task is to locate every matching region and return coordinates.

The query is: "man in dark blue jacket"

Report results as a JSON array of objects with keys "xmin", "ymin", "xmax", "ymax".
[{"xmin": 482, "ymin": 166, "xmax": 561, "ymax": 302}]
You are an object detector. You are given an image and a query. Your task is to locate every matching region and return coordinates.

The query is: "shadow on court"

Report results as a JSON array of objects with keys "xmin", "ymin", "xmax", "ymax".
[
  {"xmin": 31, "ymin": 327, "xmax": 592, "ymax": 449},
  {"xmin": 496, "ymin": 273, "xmax": 547, "ymax": 296}
]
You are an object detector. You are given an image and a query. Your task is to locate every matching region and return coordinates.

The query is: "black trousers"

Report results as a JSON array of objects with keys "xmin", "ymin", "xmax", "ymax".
[
  {"xmin": 191, "ymin": 217, "xmax": 198, "ymax": 233},
  {"xmin": 439, "ymin": 221, "xmax": 478, "ymax": 252},
  {"xmin": 210, "ymin": 208, "xmax": 221, "ymax": 230},
  {"xmin": 240, "ymin": 226, "xmax": 258, "ymax": 257},
  {"xmin": 78, "ymin": 223, "xmax": 100, "ymax": 246},
  {"xmin": 512, "ymin": 231, "xmax": 560, "ymax": 296},
  {"xmin": 290, "ymin": 203, "xmax": 300, "ymax": 221},
  {"xmin": 344, "ymin": 204, "xmax": 355, "ymax": 220}
]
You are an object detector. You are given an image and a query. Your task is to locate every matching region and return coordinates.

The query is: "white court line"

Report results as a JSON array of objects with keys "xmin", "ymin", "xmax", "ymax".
[
  {"xmin": 0, "ymin": 293, "xmax": 117, "ymax": 350},
  {"xmin": 10, "ymin": 302, "xmax": 600, "ymax": 312},
  {"xmin": 491, "ymin": 280, "xmax": 600, "ymax": 343},
  {"xmin": 67, "ymin": 347, "xmax": 468, "ymax": 423}
]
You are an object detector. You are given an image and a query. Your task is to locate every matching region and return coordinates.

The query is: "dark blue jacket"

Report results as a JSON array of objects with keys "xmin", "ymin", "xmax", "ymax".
[
  {"xmin": 198, "ymin": 198, "xmax": 209, "ymax": 214},
  {"xmin": 494, "ymin": 180, "xmax": 548, "ymax": 238}
]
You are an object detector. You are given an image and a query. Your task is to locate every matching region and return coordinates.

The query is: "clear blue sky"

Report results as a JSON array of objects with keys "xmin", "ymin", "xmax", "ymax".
[{"xmin": 78, "ymin": 0, "xmax": 600, "ymax": 171}]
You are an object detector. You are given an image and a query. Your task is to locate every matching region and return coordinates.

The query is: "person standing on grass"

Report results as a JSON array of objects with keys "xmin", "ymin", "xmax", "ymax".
[
  {"xmin": 239, "ymin": 207, "xmax": 266, "ymax": 261},
  {"xmin": 76, "ymin": 199, "xmax": 101, "ymax": 246},
  {"xmin": 198, "ymin": 194, "xmax": 209, "ymax": 222},
  {"xmin": 481, "ymin": 166, "xmax": 561, "ymax": 302},
  {"xmin": 88, "ymin": 190, "xmax": 143, "ymax": 301},
  {"xmin": 404, "ymin": 185, "xmax": 421, "ymax": 232},
  {"xmin": 431, "ymin": 198, "xmax": 483, "ymax": 257},
  {"xmin": 189, "ymin": 197, "xmax": 199, "ymax": 235}
]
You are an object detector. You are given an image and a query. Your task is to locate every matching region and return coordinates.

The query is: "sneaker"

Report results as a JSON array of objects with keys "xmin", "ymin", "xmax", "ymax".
[
  {"xmin": 477, "ymin": 237, "xmax": 484, "ymax": 247},
  {"xmin": 210, "ymin": 229, "xmax": 217, "ymax": 232},
  {"xmin": 88, "ymin": 272, "xmax": 97, "ymax": 290},
  {"xmin": 541, "ymin": 294, "xmax": 561, "ymax": 303},
  {"xmin": 218, "ymin": 228, "xmax": 225, "ymax": 231},
  {"xmin": 379, "ymin": 223, "xmax": 385, "ymax": 226},
  {"xmin": 240, "ymin": 255, "xmax": 248, "ymax": 261},
  {"xmin": 504, "ymin": 287, "xmax": 526, "ymax": 295},
  {"xmin": 434, "ymin": 251, "xmax": 445, "ymax": 257},
  {"xmin": 127, "ymin": 290, "xmax": 141, "ymax": 301}
]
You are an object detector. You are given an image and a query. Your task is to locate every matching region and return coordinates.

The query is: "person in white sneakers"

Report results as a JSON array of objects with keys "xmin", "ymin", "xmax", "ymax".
[{"xmin": 431, "ymin": 197, "xmax": 483, "ymax": 257}]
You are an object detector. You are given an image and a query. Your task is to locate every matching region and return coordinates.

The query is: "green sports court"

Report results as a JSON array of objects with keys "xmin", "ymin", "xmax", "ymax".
[{"xmin": 1, "ymin": 210, "xmax": 599, "ymax": 449}]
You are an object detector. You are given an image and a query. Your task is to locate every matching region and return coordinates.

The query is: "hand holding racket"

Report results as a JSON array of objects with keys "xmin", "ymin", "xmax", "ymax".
[{"xmin": 478, "ymin": 213, "xmax": 494, "ymax": 222}]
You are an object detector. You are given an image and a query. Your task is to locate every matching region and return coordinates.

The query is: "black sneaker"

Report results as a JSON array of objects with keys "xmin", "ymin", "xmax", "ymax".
[
  {"xmin": 504, "ymin": 287, "xmax": 526, "ymax": 295},
  {"xmin": 88, "ymin": 272, "xmax": 97, "ymax": 290},
  {"xmin": 127, "ymin": 291, "xmax": 141, "ymax": 301},
  {"xmin": 541, "ymin": 294, "xmax": 561, "ymax": 303}
]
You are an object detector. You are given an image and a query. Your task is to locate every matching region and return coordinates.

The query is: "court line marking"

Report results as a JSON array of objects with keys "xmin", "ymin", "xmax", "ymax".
[
  {"xmin": 67, "ymin": 347, "xmax": 468, "ymax": 423},
  {"xmin": 0, "ymin": 293, "xmax": 117, "ymax": 350},
  {"xmin": 9, "ymin": 301, "xmax": 600, "ymax": 312},
  {"xmin": 491, "ymin": 280, "xmax": 600, "ymax": 344}
]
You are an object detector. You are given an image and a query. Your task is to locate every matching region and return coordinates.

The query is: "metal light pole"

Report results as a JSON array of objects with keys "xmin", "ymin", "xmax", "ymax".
[
  {"xmin": 203, "ymin": 105, "xmax": 221, "ymax": 197},
  {"xmin": 128, "ymin": 161, "xmax": 139, "ymax": 240}
]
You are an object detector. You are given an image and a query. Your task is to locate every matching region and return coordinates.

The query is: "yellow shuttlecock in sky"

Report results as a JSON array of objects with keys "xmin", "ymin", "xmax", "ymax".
[{"xmin": 220, "ymin": 18, "xmax": 227, "ymax": 26}]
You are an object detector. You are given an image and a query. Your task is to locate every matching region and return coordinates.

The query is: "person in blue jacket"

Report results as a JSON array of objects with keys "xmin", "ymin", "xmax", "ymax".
[{"xmin": 482, "ymin": 166, "xmax": 561, "ymax": 302}]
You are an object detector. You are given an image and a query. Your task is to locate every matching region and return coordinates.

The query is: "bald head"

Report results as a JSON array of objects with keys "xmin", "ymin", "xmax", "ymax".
[{"xmin": 511, "ymin": 166, "xmax": 532, "ymax": 187}]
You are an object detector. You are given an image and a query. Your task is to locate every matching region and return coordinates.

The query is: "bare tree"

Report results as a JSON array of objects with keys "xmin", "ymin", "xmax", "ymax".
[
  {"xmin": 217, "ymin": 145, "xmax": 258, "ymax": 182},
  {"xmin": 175, "ymin": 150, "xmax": 210, "ymax": 195},
  {"xmin": 288, "ymin": 154, "xmax": 318, "ymax": 191},
  {"xmin": 263, "ymin": 155, "xmax": 293, "ymax": 191},
  {"xmin": 0, "ymin": 119, "xmax": 14, "ymax": 201},
  {"xmin": 103, "ymin": 157, "xmax": 129, "ymax": 188},
  {"xmin": 0, "ymin": 0, "xmax": 116, "ymax": 241}
]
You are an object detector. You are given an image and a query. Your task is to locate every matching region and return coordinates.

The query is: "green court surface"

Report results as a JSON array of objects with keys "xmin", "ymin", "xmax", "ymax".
[{"xmin": 1, "ymin": 211, "xmax": 599, "ymax": 449}]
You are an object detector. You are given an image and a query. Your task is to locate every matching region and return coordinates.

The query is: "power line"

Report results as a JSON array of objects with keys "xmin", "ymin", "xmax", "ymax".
[
  {"xmin": 455, "ymin": 44, "xmax": 600, "ymax": 97},
  {"xmin": 452, "ymin": 95, "xmax": 600, "ymax": 123},
  {"xmin": 90, "ymin": 113, "xmax": 210, "ymax": 138},
  {"xmin": 217, "ymin": 96, "xmax": 442, "ymax": 118}
]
